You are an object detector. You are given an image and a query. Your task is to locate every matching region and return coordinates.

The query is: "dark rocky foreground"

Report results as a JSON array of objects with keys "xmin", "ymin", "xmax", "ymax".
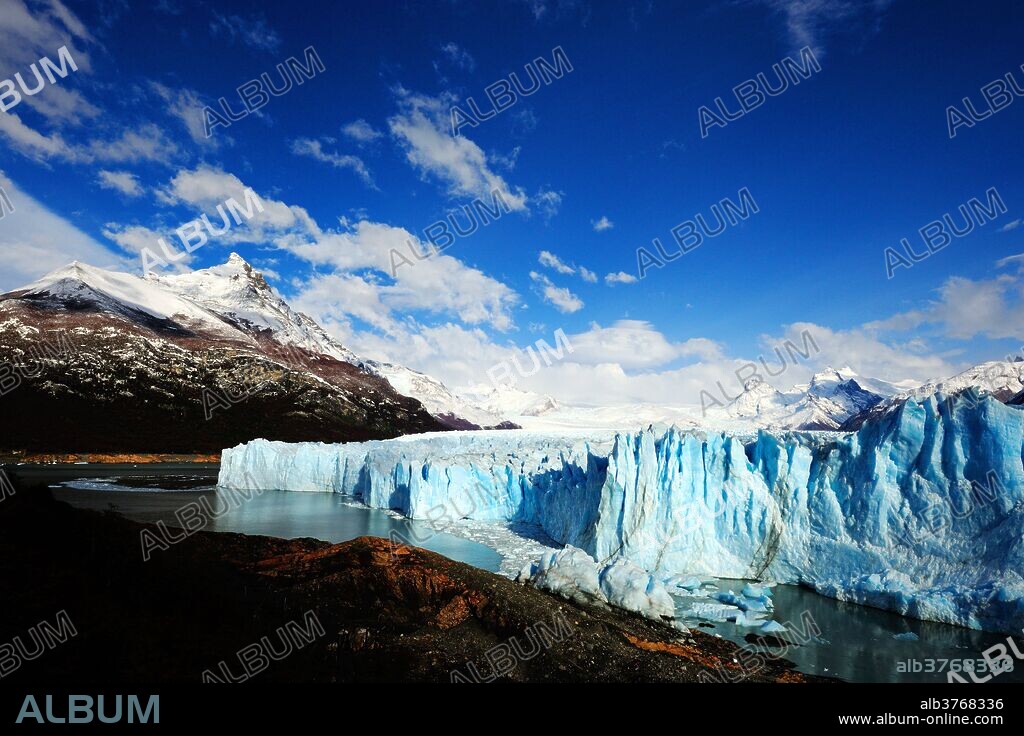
[{"xmin": 0, "ymin": 484, "xmax": 826, "ymax": 684}]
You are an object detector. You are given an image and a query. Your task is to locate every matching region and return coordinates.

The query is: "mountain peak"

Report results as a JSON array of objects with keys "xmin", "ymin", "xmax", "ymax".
[
  {"xmin": 174, "ymin": 253, "xmax": 272, "ymax": 293},
  {"xmin": 34, "ymin": 260, "xmax": 99, "ymax": 283},
  {"xmin": 743, "ymin": 379, "xmax": 780, "ymax": 395},
  {"xmin": 225, "ymin": 252, "xmax": 253, "ymax": 270}
]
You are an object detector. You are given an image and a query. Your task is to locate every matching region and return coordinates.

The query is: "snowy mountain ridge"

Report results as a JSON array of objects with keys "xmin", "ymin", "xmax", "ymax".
[
  {"xmin": 698, "ymin": 366, "xmax": 906, "ymax": 431},
  {"xmin": 6, "ymin": 256, "xmax": 1024, "ymax": 436},
  {"xmin": 841, "ymin": 359, "xmax": 1024, "ymax": 430},
  {"xmin": 5, "ymin": 255, "xmax": 511, "ymax": 431},
  {"xmin": 155, "ymin": 254, "xmax": 361, "ymax": 364}
]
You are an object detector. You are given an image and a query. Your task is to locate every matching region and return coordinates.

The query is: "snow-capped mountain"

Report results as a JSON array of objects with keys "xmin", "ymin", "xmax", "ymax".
[
  {"xmin": 362, "ymin": 361, "xmax": 513, "ymax": 430},
  {"xmin": 456, "ymin": 368, "xmax": 900, "ymax": 433},
  {"xmin": 0, "ymin": 256, "xmax": 498, "ymax": 453},
  {"xmin": 702, "ymin": 367, "xmax": 900, "ymax": 431},
  {"xmin": 155, "ymin": 254, "xmax": 361, "ymax": 364},
  {"xmin": 904, "ymin": 358, "xmax": 1024, "ymax": 401},
  {"xmin": 157, "ymin": 255, "xmax": 513, "ymax": 430},
  {"xmin": 461, "ymin": 384, "xmax": 561, "ymax": 419},
  {"xmin": 841, "ymin": 358, "xmax": 1024, "ymax": 430},
  {"xmin": 17, "ymin": 262, "xmax": 249, "ymax": 342}
]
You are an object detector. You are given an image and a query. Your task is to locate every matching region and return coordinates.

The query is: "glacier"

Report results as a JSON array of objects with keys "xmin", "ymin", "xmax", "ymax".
[{"xmin": 219, "ymin": 393, "xmax": 1024, "ymax": 634}]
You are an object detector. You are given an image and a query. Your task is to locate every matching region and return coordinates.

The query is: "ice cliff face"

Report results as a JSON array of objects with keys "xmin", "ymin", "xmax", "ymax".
[{"xmin": 219, "ymin": 394, "xmax": 1024, "ymax": 633}]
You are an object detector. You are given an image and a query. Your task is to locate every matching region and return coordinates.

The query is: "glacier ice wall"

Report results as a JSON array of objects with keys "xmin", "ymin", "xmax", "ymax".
[{"xmin": 219, "ymin": 395, "xmax": 1024, "ymax": 633}]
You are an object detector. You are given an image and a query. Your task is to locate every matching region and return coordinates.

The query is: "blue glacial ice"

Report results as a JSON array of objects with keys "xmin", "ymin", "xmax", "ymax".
[
  {"xmin": 514, "ymin": 546, "xmax": 677, "ymax": 622},
  {"xmin": 219, "ymin": 394, "xmax": 1024, "ymax": 633}
]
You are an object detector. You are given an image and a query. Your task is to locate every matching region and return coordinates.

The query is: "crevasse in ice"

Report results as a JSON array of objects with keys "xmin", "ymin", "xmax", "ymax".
[{"xmin": 219, "ymin": 394, "xmax": 1024, "ymax": 633}]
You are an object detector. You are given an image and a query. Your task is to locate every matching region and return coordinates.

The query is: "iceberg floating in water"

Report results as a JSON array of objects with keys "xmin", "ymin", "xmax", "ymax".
[
  {"xmin": 219, "ymin": 394, "xmax": 1024, "ymax": 633},
  {"xmin": 515, "ymin": 546, "xmax": 676, "ymax": 622}
]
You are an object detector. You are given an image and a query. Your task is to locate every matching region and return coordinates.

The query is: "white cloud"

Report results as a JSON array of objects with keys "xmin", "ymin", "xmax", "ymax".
[
  {"xmin": 84, "ymin": 124, "xmax": 180, "ymax": 165},
  {"xmin": 341, "ymin": 119, "xmax": 383, "ymax": 144},
  {"xmin": 298, "ymin": 292, "xmax": 963, "ymax": 411},
  {"xmin": 160, "ymin": 165, "xmax": 319, "ymax": 240},
  {"xmin": 538, "ymin": 250, "xmax": 575, "ymax": 275},
  {"xmin": 530, "ymin": 271, "xmax": 584, "ymax": 313},
  {"xmin": 605, "ymin": 271, "xmax": 637, "ymax": 285},
  {"xmin": 592, "ymin": 215, "xmax": 614, "ymax": 231},
  {"xmin": 97, "ymin": 170, "xmax": 144, "ymax": 197},
  {"xmin": 388, "ymin": 88, "xmax": 528, "ymax": 211},
  {"xmin": 996, "ymin": 252, "xmax": 1024, "ymax": 270},
  {"xmin": 0, "ymin": 111, "xmax": 180, "ymax": 166},
  {"xmin": 209, "ymin": 12, "xmax": 281, "ymax": 52},
  {"xmin": 285, "ymin": 220, "xmax": 520, "ymax": 331},
  {"xmin": 20, "ymin": 85, "xmax": 100, "ymax": 126},
  {"xmin": 1000, "ymin": 218, "xmax": 1021, "ymax": 232},
  {"xmin": 290, "ymin": 138, "xmax": 375, "ymax": 188},
  {"xmin": 865, "ymin": 255, "xmax": 1024, "ymax": 343},
  {"xmin": 150, "ymin": 83, "xmax": 219, "ymax": 147},
  {"xmin": 491, "ymin": 145, "xmax": 521, "ymax": 171},
  {"xmin": 0, "ymin": 109, "xmax": 81, "ymax": 162},
  {"xmin": 291, "ymin": 244, "xmax": 1005, "ymax": 410},
  {"xmin": 567, "ymin": 320, "xmax": 723, "ymax": 370},
  {"xmin": 101, "ymin": 223, "xmax": 193, "ymax": 273},
  {"xmin": 868, "ymin": 274, "xmax": 1024, "ymax": 342},
  {"xmin": 0, "ymin": 0, "xmax": 95, "ymax": 123},
  {"xmin": 103, "ymin": 165, "xmax": 521, "ymax": 330},
  {"xmin": 440, "ymin": 42, "xmax": 475, "ymax": 71},
  {"xmin": 0, "ymin": 172, "xmax": 127, "ymax": 291},
  {"xmin": 293, "ymin": 272, "xmax": 398, "ymax": 334},
  {"xmin": 535, "ymin": 187, "xmax": 562, "ymax": 221},
  {"xmin": 764, "ymin": 322, "xmax": 956, "ymax": 385},
  {"xmin": 538, "ymin": 250, "xmax": 601, "ymax": 284}
]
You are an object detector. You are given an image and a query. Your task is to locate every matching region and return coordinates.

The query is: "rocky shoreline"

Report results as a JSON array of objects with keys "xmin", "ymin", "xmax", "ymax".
[{"xmin": 0, "ymin": 483, "xmax": 827, "ymax": 683}]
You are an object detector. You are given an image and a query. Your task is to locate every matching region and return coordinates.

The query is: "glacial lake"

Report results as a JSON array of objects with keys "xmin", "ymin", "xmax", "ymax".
[{"xmin": 50, "ymin": 472, "xmax": 1024, "ymax": 685}]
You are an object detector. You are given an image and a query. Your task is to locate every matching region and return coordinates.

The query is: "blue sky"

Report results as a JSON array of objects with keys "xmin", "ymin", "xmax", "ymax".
[{"xmin": 1, "ymin": 0, "xmax": 1023, "ymax": 406}]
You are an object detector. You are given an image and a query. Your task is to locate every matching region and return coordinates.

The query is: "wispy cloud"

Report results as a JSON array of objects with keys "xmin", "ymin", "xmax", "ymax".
[
  {"xmin": 538, "ymin": 250, "xmax": 575, "ymax": 274},
  {"xmin": 388, "ymin": 88, "xmax": 528, "ymax": 211},
  {"xmin": 143, "ymin": 166, "xmax": 521, "ymax": 331},
  {"xmin": 150, "ymin": 83, "xmax": 220, "ymax": 147},
  {"xmin": 0, "ymin": 172, "xmax": 127, "ymax": 291},
  {"xmin": 0, "ymin": 110, "xmax": 82, "ymax": 163},
  {"xmin": 530, "ymin": 271, "xmax": 584, "ymax": 313},
  {"xmin": 0, "ymin": 0, "xmax": 96, "ymax": 124},
  {"xmin": 592, "ymin": 215, "xmax": 613, "ymax": 232},
  {"xmin": 209, "ymin": 12, "xmax": 281, "ymax": 52},
  {"xmin": 440, "ymin": 42, "xmax": 476, "ymax": 71},
  {"xmin": 605, "ymin": 271, "xmax": 637, "ymax": 285},
  {"xmin": 520, "ymin": 0, "xmax": 588, "ymax": 22},
  {"xmin": 535, "ymin": 187, "xmax": 562, "ymax": 221},
  {"xmin": 85, "ymin": 124, "xmax": 180, "ymax": 165},
  {"xmin": 97, "ymin": 170, "xmax": 144, "ymax": 197},
  {"xmin": 751, "ymin": 0, "xmax": 895, "ymax": 54},
  {"xmin": 290, "ymin": 138, "xmax": 376, "ymax": 188},
  {"xmin": 341, "ymin": 119, "xmax": 383, "ymax": 144},
  {"xmin": 0, "ymin": 113, "xmax": 178, "ymax": 166},
  {"xmin": 867, "ymin": 256, "xmax": 1024, "ymax": 341}
]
